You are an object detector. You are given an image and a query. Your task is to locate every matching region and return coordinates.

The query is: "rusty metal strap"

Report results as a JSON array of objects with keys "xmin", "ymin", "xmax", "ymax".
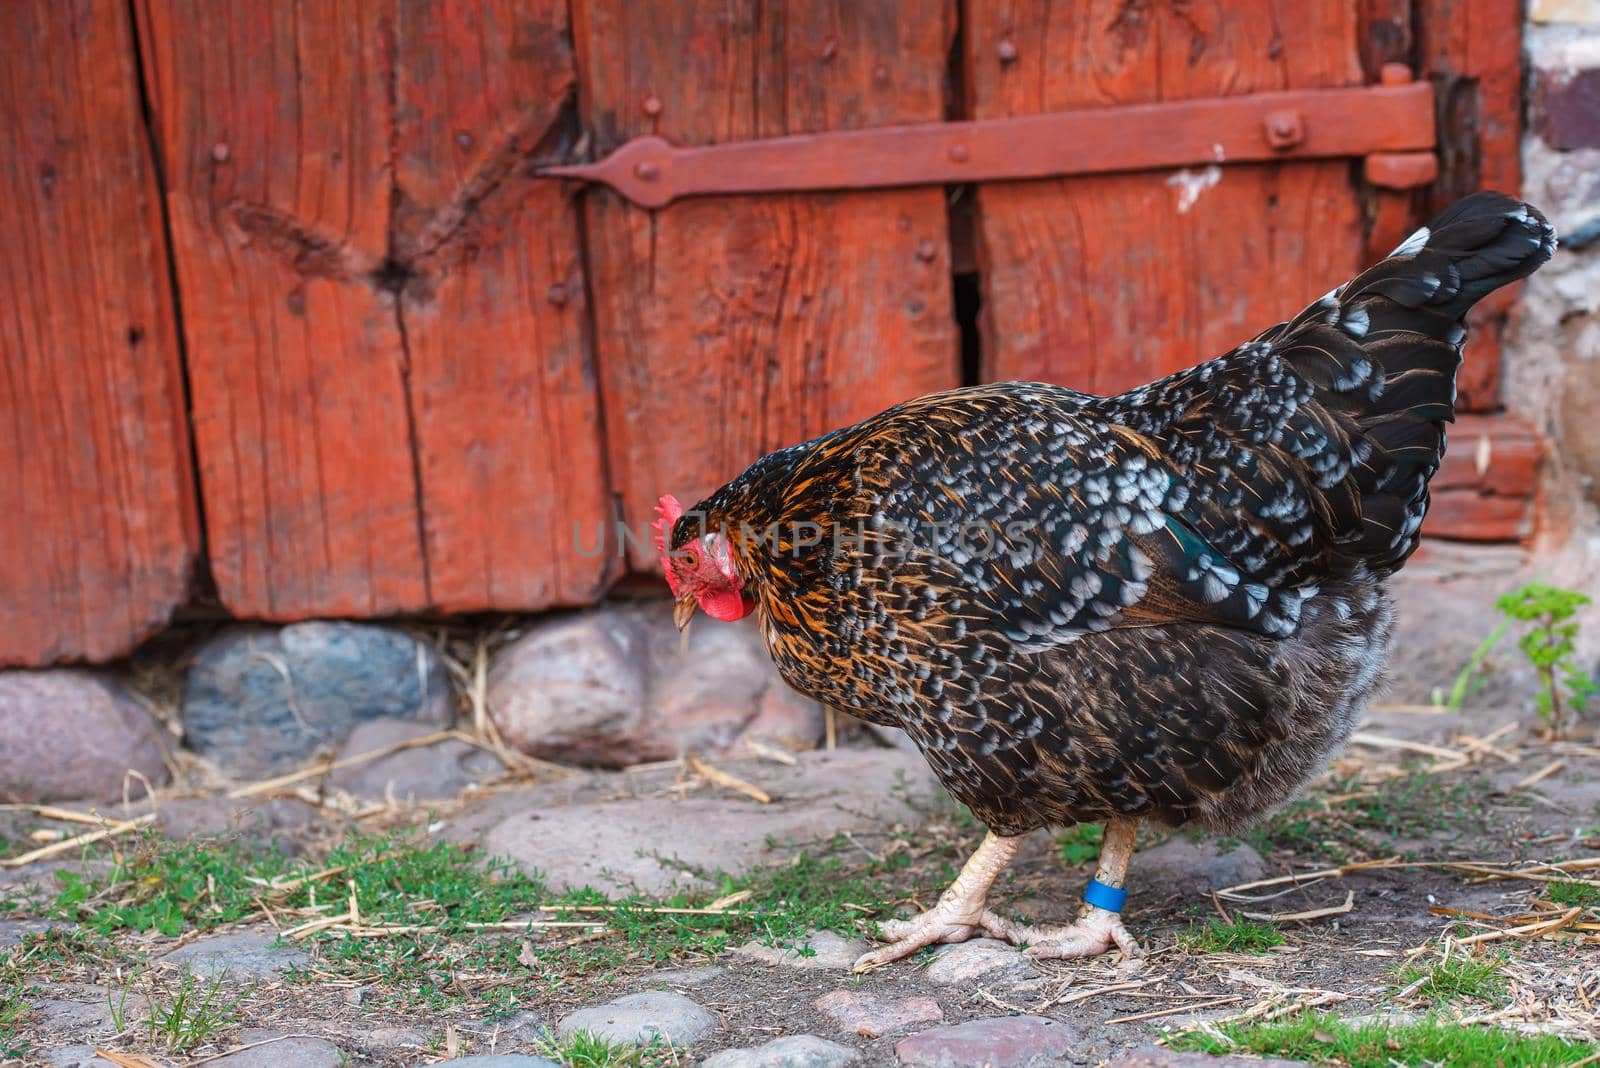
[{"xmin": 539, "ymin": 80, "xmax": 1435, "ymax": 210}]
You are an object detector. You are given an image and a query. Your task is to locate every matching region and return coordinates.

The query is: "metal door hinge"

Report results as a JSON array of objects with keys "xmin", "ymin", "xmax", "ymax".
[{"xmin": 539, "ymin": 66, "xmax": 1436, "ymax": 209}]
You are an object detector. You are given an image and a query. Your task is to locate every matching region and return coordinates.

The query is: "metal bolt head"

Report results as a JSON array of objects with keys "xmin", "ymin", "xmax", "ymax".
[
  {"xmin": 948, "ymin": 143, "xmax": 970, "ymax": 163},
  {"xmin": 643, "ymin": 94, "xmax": 663, "ymax": 117},
  {"xmin": 998, "ymin": 39, "xmax": 1018, "ymax": 64},
  {"xmin": 1262, "ymin": 110, "xmax": 1304, "ymax": 150},
  {"xmin": 634, "ymin": 160, "xmax": 659, "ymax": 181},
  {"xmin": 211, "ymin": 142, "xmax": 231, "ymax": 163},
  {"xmin": 547, "ymin": 283, "xmax": 569, "ymax": 307},
  {"xmin": 456, "ymin": 130, "xmax": 474, "ymax": 150},
  {"xmin": 916, "ymin": 239, "xmax": 938, "ymax": 262}
]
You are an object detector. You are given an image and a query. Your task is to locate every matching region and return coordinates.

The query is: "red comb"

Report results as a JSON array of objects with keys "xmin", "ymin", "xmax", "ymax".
[{"xmin": 651, "ymin": 494, "xmax": 685, "ymax": 593}]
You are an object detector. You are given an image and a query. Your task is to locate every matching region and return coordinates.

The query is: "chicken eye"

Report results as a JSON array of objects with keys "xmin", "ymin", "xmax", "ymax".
[{"xmin": 682, "ymin": 550, "xmax": 699, "ymax": 569}]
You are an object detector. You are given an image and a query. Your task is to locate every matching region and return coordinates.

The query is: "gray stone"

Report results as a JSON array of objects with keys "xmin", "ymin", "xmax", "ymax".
[
  {"xmin": 921, "ymin": 939, "xmax": 1030, "ymax": 984},
  {"xmin": 702, "ymin": 1035, "xmax": 861, "ymax": 1068},
  {"xmin": 483, "ymin": 747, "xmax": 939, "ymax": 895},
  {"xmin": 557, "ymin": 991, "xmax": 719, "ymax": 1048},
  {"xmin": 182, "ymin": 622, "xmax": 451, "ymax": 778},
  {"xmin": 894, "ymin": 1016, "xmax": 1078, "ymax": 1068},
  {"xmin": 0, "ymin": 669, "xmax": 168, "ymax": 804},
  {"xmin": 733, "ymin": 930, "xmax": 870, "ymax": 972},
  {"xmin": 649, "ymin": 965, "xmax": 727, "ymax": 986},
  {"xmin": 486, "ymin": 610, "xmax": 650, "ymax": 767},
  {"xmin": 645, "ymin": 607, "xmax": 824, "ymax": 756},
  {"xmin": 154, "ymin": 796, "xmax": 316, "ymax": 854},
  {"xmin": 1134, "ymin": 839, "xmax": 1266, "ymax": 897},
  {"xmin": 328, "ymin": 717, "xmax": 499, "ymax": 801},
  {"xmin": 487, "ymin": 604, "xmax": 821, "ymax": 770},
  {"xmin": 209, "ymin": 1029, "xmax": 343, "ymax": 1067},
  {"xmin": 32, "ymin": 984, "xmax": 145, "ymax": 1037},
  {"xmin": 156, "ymin": 930, "xmax": 309, "ymax": 979},
  {"xmin": 364, "ymin": 1023, "xmax": 431, "ymax": 1048},
  {"xmin": 42, "ymin": 1046, "xmax": 119, "ymax": 1068},
  {"xmin": 431, "ymin": 1058, "xmax": 560, "ymax": 1068},
  {"xmin": 0, "ymin": 918, "xmax": 67, "ymax": 948},
  {"xmin": 814, "ymin": 990, "xmax": 942, "ymax": 1037}
]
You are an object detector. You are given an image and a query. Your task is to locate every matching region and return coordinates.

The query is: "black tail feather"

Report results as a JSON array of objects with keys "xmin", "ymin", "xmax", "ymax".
[{"xmin": 1276, "ymin": 192, "xmax": 1555, "ymax": 573}]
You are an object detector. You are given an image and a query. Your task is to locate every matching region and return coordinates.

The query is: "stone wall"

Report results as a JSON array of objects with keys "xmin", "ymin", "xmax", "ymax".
[{"xmin": 1508, "ymin": 1, "xmax": 1600, "ymax": 657}]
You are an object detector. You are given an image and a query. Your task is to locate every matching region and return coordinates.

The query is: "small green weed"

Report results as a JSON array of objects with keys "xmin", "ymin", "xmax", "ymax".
[
  {"xmin": 0, "ymin": 980, "xmax": 30, "ymax": 1060},
  {"xmin": 1179, "ymin": 917, "xmax": 1283, "ymax": 954},
  {"xmin": 272, "ymin": 831, "xmax": 910, "ymax": 1012},
  {"xmin": 1547, "ymin": 880, "xmax": 1600, "ymax": 908},
  {"xmin": 1241, "ymin": 773, "xmax": 1489, "ymax": 862},
  {"xmin": 1055, "ymin": 823, "xmax": 1104, "ymax": 866},
  {"xmin": 1451, "ymin": 581, "xmax": 1595, "ymax": 734},
  {"xmin": 51, "ymin": 831, "xmax": 547, "ymax": 937},
  {"xmin": 533, "ymin": 1028, "xmax": 672, "ymax": 1067},
  {"xmin": 52, "ymin": 836, "xmax": 289, "ymax": 935},
  {"xmin": 118, "ymin": 972, "xmax": 241, "ymax": 1055},
  {"xmin": 1392, "ymin": 952, "xmax": 1505, "ymax": 1003},
  {"xmin": 1168, "ymin": 1010, "xmax": 1598, "ymax": 1066}
]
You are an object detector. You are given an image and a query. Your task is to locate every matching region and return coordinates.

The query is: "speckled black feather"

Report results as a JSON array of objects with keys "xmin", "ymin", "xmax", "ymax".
[{"xmin": 673, "ymin": 193, "xmax": 1554, "ymax": 835}]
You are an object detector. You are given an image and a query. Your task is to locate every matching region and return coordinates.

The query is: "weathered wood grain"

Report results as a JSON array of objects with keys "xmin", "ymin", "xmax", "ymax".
[
  {"xmin": 0, "ymin": 0, "xmax": 197, "ymax": 666},
  {"xmin": 570, "ymin": 0, "xmax": 961, "ymax": 569},
  {"xmin": 1417, "ymin": 0, "xmax": 1525, "ymax": 412},
  {"xmin": 965, "ymin": 0, "xmax": 1368, "ymax": 396},
  {"xmin": 135, "ymin": 0, "xmax": 610, "ymax": 617}
]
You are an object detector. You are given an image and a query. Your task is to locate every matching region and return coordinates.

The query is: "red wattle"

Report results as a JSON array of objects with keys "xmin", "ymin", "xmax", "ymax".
[{"xmin": 698, "ymin": 587, "xmax": 756, "ymax": 622}]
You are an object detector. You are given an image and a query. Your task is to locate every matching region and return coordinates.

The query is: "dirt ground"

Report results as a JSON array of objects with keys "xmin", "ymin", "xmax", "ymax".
[{"xmin": 2, "ymin": 711, "xmax": 1598, "ymax": 1067}]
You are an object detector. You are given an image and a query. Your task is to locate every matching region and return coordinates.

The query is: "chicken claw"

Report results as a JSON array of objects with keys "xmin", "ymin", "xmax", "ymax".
[
  {"xmin": 851, "ymin": 903, "xmax": 987, "ymax": 972},
  {"xmin": 981, "ymin": 904, "xmax": 1145, "ymax": 961},
  {"xmin": 853, "ymin": 831, "xmax": 1023, "ymax": 973}
]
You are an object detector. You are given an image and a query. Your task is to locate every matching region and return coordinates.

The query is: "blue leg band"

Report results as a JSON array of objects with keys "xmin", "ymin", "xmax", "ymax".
[{"xmin": 1083, "ymin": 877, "xmax": 1127, "ymax": 913}]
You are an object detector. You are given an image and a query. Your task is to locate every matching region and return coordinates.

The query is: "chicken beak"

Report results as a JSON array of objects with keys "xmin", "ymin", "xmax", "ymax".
[{"xmin": 673, "ymin": 595, "xmax": 697, "ymax": 632}]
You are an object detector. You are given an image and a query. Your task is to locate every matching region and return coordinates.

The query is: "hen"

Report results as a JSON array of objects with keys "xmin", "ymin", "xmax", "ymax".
[{"xmin": 653, "ymin": 192, "xmax": 1555, "ymax": 971}]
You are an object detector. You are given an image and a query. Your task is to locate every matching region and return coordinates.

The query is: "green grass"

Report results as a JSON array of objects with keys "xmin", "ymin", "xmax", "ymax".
[
  {"xmin": 49, "ymin": 831, "xmax": 547, "ymax": 937},
  {"xmin": 1240, "ymin": 773, "xmax": 1492, "ymax": 862},
  {"xmin": 1547, "ymin": 880, "xmax": 1600, "ymax": 908},
  {"xmin": 115, "ymin": 970, "xmax": 240, "ymax": 1051},
  {"xmin": 1179, "ymin": 917, "xmax": 1284, "ymax": 954},
  {"xmin": 0, "ymin": 980, "xmax": 30, "ymax": 1060},
  {"xmin": 533, "ymin": 1028, "xmax": 673, "ymax": 1067},
  {"xmin": 1055, "ymin": 823, "xmax": 1104, "ymax": 866},
  {"xmin": 1392, "ymin": 953, "xmax": 1506, "ymax": 1003},
  {"xmin": 1168, "ymin": 1011, "xmax": 1598, "ymax": 1066},
  {"xmin": 18, "ymin": 817, "xmax": 951, "ymax": 1016},
  {"xmin": 297, "ymin": 837, "xmax": 911, "ymax": 1013}
]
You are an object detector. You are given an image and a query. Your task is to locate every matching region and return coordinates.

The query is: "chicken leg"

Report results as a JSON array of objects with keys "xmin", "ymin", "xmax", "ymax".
[
  {"xmin": 982, "ymin": 817, "xmax": 1144, "ymax": 960},
  {"xmin": 852, "ymin": 830, "xmax": 1022, "ymax": 972},
  {"xmin": 852, "ymin": 818, "xmax": 1143, "ymax": 973}
]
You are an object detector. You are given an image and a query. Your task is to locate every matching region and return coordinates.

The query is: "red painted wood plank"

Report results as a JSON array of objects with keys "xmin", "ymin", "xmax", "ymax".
[
  {"xmin": 965, "ymin": 0, "xmax": 1368, "ymax": 397},
  {"xmin": 0, "ymin": 0, "xmax": 197, "ymax": 666},
  {"xmin": 1423, "ymin": 414, "xmax": 1541, "ymax": 541},
  {"xmin": 1417, "ymin": 0, "xmax": 1525, "ymax": 412},
  {"xmin": 569, "ymin": 0, "xmax": 962, "ymax": 570},
  {"xmin": 135, "ymin": 0, "xmax": 610, "ymax": 617}
]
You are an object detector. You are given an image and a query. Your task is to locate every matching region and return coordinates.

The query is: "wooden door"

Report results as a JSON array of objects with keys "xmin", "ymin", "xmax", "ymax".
[
  {"xmin": 955, "ymin": 0, "xmax": 1530, "ymax": 538},
  {"xmin": 135, "ymin": 0, "xmax": 611, "ymax": 618},
  {"xmin": 570, "ymin": 0, "xmax": 963, "ymax": 568},
  {"xmin": 964, "ymin": 0, "xmax": 1363, "ymax": 395},
  {"xmin": 0, "ymin": 1, "xmax": 197, "ymax": 666}
]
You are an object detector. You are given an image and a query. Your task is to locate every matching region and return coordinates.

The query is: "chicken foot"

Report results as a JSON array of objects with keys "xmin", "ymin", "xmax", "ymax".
[
  {"xmin": 982, "ymin": 817, "xmax": 1144, "ymax": 960},
  {"xmin": 853, "ymin": 818, "xmax": 1143, "ymax": 973},
  {"xmin": 852, "ymin": 831, "xmax": 1021, "ymax": 972}
]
